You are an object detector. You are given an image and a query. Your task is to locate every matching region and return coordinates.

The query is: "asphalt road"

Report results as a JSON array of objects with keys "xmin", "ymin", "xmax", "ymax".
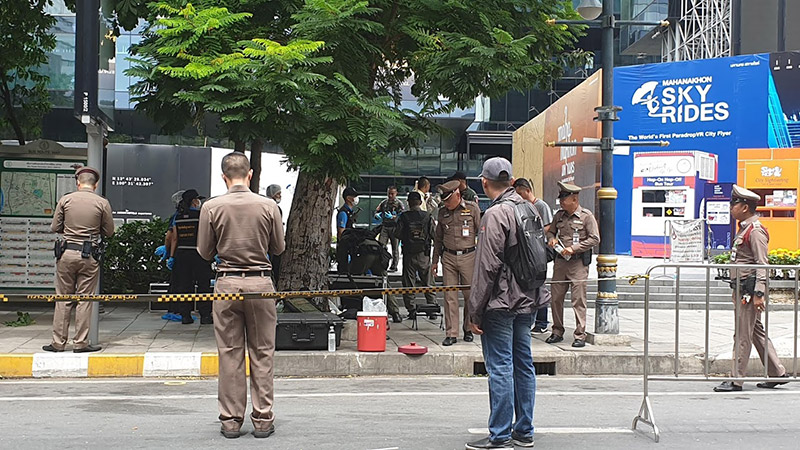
[{"xmin": 1, "ymin": 376, "xmax": 799, "ymax": 449}]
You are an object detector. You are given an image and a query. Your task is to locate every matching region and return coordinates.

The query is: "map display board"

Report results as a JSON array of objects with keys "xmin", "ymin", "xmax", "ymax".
[{"xmin": 0, "ymin": 159, "xmax": 84, "ymax": 288}]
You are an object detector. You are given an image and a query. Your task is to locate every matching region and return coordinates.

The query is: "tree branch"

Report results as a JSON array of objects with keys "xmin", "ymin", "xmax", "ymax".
[{"xmin": 0, "ymin": 72, "xmax": 26, "ymax": 145}]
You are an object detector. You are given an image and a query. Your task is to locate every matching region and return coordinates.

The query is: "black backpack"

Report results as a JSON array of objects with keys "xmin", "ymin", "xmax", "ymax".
[{"xmin": 492, "ymin": 198, "xmax": 548, "ymax": 293}]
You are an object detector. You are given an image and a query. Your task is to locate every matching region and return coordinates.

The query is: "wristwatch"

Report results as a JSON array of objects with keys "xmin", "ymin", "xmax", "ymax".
[{"xmin": 754, "ymin": 290, "xmax": 765, "ymax": 297}]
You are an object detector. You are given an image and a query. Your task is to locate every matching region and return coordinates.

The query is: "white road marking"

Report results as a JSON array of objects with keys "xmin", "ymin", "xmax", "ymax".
[
  {"xmin": 0, "ymin": 376, "xmax": 648, "ymax": 385},
  {"xmin": 468, "ymin": 427, "xmax": 633, "ymax": 435},
  {"xmin": 0, "ymin": 390, "xmax": 798, "ymax": 402}
]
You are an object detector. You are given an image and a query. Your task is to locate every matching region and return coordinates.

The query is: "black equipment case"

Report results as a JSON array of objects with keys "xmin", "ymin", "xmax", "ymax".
[{"xmin": 276, "ymin": 312, "xmax": 344, "ymax": 351}]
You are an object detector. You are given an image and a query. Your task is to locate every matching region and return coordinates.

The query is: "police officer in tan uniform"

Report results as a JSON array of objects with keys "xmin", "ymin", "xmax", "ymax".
[
  {"xmin": 714, "ymin": 185, "xmax": 788, "ymax": 392},
  {"xmin": 197, "ymin": 152, "xmax": 285, "ymax": 439},
  {"xmin": 545, "ymin": 181, "xmax": 599, "ymax": 348},
  {"xmin": 432, "ymin": 180, "xmax": 480, "ymax": 346},
  {"xmin": 43, "ymin": 167, "xmax": 114, "ymax": 353}
]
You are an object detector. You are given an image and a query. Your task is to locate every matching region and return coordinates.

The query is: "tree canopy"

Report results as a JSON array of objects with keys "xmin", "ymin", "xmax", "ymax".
[
  {"xmin": 0, "ymin": 0, "xmax": 75, "ymax": 145},
  {"xmin": 125, "ymin": 0, "xmax": 586, "ymax": 292}
]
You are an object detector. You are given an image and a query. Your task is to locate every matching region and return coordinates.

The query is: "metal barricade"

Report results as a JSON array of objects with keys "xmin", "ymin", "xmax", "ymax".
[{"xmin": 632, "ymin": 262, "xmax": 800, "ymax": 442}]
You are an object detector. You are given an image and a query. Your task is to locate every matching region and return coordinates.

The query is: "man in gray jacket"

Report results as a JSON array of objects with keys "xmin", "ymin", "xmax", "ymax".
[{"xmin": 466, "ymin": 157, "xmax": 536, "ymax": 450}]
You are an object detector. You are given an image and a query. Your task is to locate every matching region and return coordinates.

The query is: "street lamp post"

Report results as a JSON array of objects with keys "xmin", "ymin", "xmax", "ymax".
[{"xmin": 548, "ymin": 0, "xmax": 669, "ymax": 337}]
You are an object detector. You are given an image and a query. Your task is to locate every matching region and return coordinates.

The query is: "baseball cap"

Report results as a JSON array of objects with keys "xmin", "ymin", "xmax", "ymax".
[
  {"xmin": 181, "ymin": 189, "xmax": 206, "ymax": 203},
  {"xmin": 451, "ymin": 171, "xmax": 467, "ymax": 181},
  {"xmin": 342, "ymin": 186, "xmax": 359, "ymax": 199},
  {"xmin": 479, "ymin": 157, "xmax": 512, "ymax": 181}
]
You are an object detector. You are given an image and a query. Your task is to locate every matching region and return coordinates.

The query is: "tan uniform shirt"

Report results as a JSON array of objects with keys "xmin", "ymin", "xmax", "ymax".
[
  {"xmin": 546, "ymin": 206, "xmax": 600, "ymax": 254},
  {"xmin": 434, "ymin": 200, "xmax": 480, "ymax": 256},
  {"xmin": 731, "ymin": 215, "xmax": 769, "ymax": 293},
  {"xmin": 50, "ymin": 187, "xmax": 115, "ymax": 242},
  {"xmin": 197, "ymin": 184, "xmax": 285, "ymax": 272}
]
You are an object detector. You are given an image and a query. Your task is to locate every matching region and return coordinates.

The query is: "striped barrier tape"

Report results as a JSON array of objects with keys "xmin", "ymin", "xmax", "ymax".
[
  {"xmin": 0, "ymin": 275, "xmax": 656, "ymax": 303},
  {"xmin": 0, "ymin": 285, "xmax": 470, "ymax": 302}
]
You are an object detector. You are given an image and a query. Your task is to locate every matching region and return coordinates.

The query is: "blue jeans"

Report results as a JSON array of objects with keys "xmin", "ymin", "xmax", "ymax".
[
  {"xmin": 535, "ymin": 306, "xmax": 549, "ymax": 329},
  {"xmin": 480, "ymin": 310, "xmax": 537, "ymax": 442}
]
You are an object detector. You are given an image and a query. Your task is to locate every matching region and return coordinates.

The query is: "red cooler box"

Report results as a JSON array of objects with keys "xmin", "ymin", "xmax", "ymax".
[{"xmin": 357, "ymin": 312, "xmax": 387, "ymax": 352}]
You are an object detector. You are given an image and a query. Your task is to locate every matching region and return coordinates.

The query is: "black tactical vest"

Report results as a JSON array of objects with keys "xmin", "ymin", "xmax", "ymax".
[{"xmin": 175, "ymin": 209, "xmax": 200, "ymax": 249}]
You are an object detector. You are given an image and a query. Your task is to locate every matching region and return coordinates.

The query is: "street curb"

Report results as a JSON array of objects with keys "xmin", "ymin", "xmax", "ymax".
[{"xmin": 0, "ymin": 351, "xmax": 752, "ymax": 379}]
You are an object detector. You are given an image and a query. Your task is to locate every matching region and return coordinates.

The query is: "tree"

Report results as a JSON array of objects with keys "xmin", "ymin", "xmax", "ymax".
[
  {"xmin": 127, "ymin": 1, "xmax": 585, "ymax": 294},
  {"xmin": 0, "ymin": 1, "xmax": 67, "ymax": 145},
  {"xmin": 127, "ymin": 1, "xmax": 306, "ymax": 193}
]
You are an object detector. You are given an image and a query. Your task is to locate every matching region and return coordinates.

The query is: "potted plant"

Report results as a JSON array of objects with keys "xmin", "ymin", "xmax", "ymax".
[{"xmin": 713, "ymin": 252, "xmax": 731, "ymax": 279}]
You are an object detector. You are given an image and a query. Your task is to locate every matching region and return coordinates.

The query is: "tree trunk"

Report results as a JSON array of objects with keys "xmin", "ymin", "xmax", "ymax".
[
  {"xmin": 249, "ymin": 139, "xmax": 263, "ymax": 194},
  {"xmin": 0, "ymin": 77, "xmax": 26, "ymax": 145},
  {"xmin": 233, "ymin": 139, "xmax": 246, "ymax": 152},
  {"xmin": 278, "ymin": 170, "xmax": 335, "ymax": 303}
]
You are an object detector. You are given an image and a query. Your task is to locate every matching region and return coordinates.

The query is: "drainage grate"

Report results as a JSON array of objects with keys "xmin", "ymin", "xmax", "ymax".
[{"xmin": 473, "ymin": 361, "xmax": 556, "ymax": 376}]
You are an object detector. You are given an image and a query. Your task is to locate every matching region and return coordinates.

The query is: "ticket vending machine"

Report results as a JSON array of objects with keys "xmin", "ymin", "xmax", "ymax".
[
  {"xmin": 702, "ymin": 182, "xmax": 736, "ymax": 253},
  {"xmin": 631, "ymin": 151, "xmax": 718, "ymax": 257}
]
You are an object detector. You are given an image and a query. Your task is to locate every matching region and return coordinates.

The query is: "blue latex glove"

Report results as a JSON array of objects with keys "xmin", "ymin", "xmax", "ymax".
[
  {"xmin": 166, "ymin": 257, "xmax": 175, "ymax": 271},
  {"xmin": 154, "ymin": 245, "xmax": 168, "ymax": 261},
  {"xmin": 214, "ymin": 255, "xmax": 221, "ymax": 265},
  {"xmin": 384, "ymin": 211, "xmax": 393, "ymax": 219}
]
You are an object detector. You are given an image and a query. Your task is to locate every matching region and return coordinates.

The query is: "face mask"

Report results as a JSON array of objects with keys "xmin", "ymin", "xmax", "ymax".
[
  {"xmin": 353, "ymin": 197, "xmax": 360, "ymax": 206},
  {"xmin": 274, "ymin": 197, "xmax": 281, "ymax": 204}
]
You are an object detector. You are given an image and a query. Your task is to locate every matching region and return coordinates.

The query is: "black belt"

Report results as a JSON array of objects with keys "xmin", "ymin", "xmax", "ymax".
[
  {"xmin": 443, "ymin": 247, "xmax": 476, "ymax": 256},
  {"xmin": 218, "ymin": 270, "xmax": 271, "ymax": 278},
  {"xmin": 64, "ymin": 243, "xmax": 85, "ymax": 251}
]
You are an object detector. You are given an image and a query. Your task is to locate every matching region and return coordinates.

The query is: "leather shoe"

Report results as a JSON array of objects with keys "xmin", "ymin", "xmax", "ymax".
[
  {"xmin": 465, "ymin": 436, "xmax": 513, "ymax": 449},
  {"xmin": 545, "ymin": 334, "xmax": 563, "ymax": 344},
  {"xmin": 572, "ymin": 339, "xmax": 586, "ymax": 348},
  {"xmin": 253, "ymin": 424, "xmax": 275, "ymax": 438},
  {"xmin": 200, "ymin": 315, "xmax": 213, "ymax": 325},
  {"xmin": 42, "ymin": 344, "xmax": 63, "ymax": 352},
  {"xmin": 757, "ymin": 374, "xmax": 790, "ymax": 389},
  {"xmin": 391, "ymin": 312, "xmax": 403, "ymax": 323},
  {"xmin": 714, "ymin": 381, "xmax": 742, "ymax": 392},
  {"xmin": 442, "ymin": 337, "xmax": 457, "ymax": 346},
  {"xmin": 74, "ymin": 345, "xmax": 102, "ymax": 353},
  {"xmin": 220, "ymin": 428, "xmax": 241, "ymax": 439},
  {"xmin": 181, "ymin": 315, "xmax": 194, "ymax": 324},
  {"xmin": 463, "ymin": 331, "xmax": 474, "ymax": 342}
]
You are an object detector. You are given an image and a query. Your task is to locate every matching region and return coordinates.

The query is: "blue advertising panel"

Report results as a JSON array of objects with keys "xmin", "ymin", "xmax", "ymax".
[
  {"xmin": 613, "ymin": 54, "xmax": 770, "ymax": 254},
  {"xmin": 703, "ymin": 182, "xmax": 735, "ymax": 251}
]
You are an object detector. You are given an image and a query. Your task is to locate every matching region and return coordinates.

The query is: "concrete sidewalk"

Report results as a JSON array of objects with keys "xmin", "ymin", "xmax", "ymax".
[{"xmin": 1, "ymin": 301, "xmax": 798, "ymax": 378}]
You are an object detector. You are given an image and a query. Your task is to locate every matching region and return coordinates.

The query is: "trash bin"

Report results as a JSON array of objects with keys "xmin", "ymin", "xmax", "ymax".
[{"xmin": 357, "ymin": 311, "xmax": 387, "ymax": 352}]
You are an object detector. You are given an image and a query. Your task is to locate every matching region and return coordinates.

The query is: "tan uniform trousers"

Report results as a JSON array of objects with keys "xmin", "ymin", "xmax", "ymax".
[
  {"xmin": 550, "ymin": 257, "xmax": 589, "ymax": 340},
  {"xmin": 731, "ymin": 293, "xmax": 786, "ymax": 385},
  {"xmin": 442, "ymin": 251, "xmax": 474, "ymax": 338},
  {"xmin": 213, "ymin": 274, "xmax": 277, "ymax": 433},
  {"xmin": 51, "ymin": 250, "xmax": 99, "ymax": 350}
]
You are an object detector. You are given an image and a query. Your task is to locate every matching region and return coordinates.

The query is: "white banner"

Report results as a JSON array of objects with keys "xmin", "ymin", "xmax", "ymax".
[{"xmin": 669, "ymin": 219, "xmax": 705, "ymax": 263}]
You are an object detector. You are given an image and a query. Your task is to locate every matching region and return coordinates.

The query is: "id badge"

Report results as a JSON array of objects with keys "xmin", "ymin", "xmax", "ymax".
[{"xmin": 462, "ymin": 224, "xmax": 470, "ymax": 237}]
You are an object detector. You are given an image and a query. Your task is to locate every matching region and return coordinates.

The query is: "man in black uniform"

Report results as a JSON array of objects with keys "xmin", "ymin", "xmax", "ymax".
[
  {"xmin": 395, "ymin": 191, "xmax": 437, "ymax": 318},
  {"xmin": 171, "ymin": 189, "xmax": 214, "ymax": 325}
]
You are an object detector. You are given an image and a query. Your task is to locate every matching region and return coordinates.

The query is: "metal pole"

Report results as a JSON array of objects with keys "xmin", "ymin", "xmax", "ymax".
[
  {"xmin": 595, "ymin": 0, "xmax": 619, "ymax": 334},
  {"xmin": 86, "ymin": 122, "xmax": 104, "ymax": 346},
  {"xmin": 778, "ymin": 0, "xmax": 786, "ymax": 52}
]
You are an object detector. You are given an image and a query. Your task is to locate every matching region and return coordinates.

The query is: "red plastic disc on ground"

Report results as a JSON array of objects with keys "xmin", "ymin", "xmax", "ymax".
[{"xmin": 398, "ymin": 342, "xmax": 428, "ymax": 355}]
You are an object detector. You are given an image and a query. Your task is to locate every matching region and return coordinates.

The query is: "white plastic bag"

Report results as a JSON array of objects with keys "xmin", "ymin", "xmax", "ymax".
[{"xmin": 362, "ymin": 296, "xmax": 387, "ymax": 313}]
